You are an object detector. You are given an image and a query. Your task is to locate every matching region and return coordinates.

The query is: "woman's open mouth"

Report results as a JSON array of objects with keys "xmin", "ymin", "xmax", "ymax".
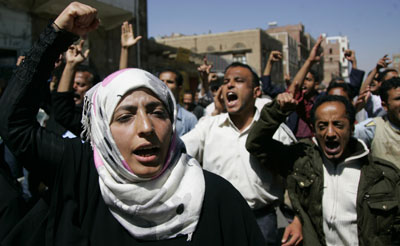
[{"xmin": 133, "ymin": 146, "xmax": 159, "ymax": 163}]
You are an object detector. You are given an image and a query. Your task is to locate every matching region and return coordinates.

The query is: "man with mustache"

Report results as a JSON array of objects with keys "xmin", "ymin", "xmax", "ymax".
[{"xmin": 246, "ymin": 92, "xmax": 400, "ymax": 245}]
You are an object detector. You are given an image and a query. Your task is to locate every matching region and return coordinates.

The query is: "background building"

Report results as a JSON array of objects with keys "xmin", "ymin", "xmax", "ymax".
[
  {"xmin": 322, "ymin": 35, "xmax": 349, "ymax": 85},
  {"xmin": 266, "ymin": 22, "xmax": 323, "ymax": 84},
  {"xmin": 155, "ymin": 29, "xmax": 284, "ymax": 83},
  {"xmin": 267, "ymin": 31, "xmax": 298, "ymax": 80},
  {"xmin": 393, "ymin": 53, "xmax": 400, "ymax": 72}
]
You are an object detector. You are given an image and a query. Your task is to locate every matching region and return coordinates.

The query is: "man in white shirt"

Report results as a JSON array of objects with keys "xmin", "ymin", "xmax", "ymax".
[{"xmin": 182, "ymin": 62, "xmax": 299, "ymax": 245}]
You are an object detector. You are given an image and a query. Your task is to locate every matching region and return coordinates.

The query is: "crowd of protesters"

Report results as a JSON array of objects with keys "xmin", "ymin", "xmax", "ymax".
[{"xmin": 0, "ymin": 2, "xmax": 399, "ymax": 246}]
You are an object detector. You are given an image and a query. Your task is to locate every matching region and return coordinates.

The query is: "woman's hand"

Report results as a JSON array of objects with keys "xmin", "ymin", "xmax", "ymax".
[{"xmin": 54, "ymin": 2, "xmax": 100, "ymax": 37}]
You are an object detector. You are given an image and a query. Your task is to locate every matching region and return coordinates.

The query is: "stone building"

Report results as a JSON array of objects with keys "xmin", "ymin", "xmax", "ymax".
[
  {"xmin": 393, "ymin": 54, "xmax": 400, "ymax": 72},
  {"xmin": 155, "ymin": 29, "xmax": 284, "ymax": 83},
  {"xmin": 266, "ymin": 23, "xmax": 323, "ymax": 83},
  {"xmin": 266, "ymin": 31, "xmax": 298, "ymax": 80},
  {"xmin": 322, "ymin": 35, "xmax": 349, "ymax": 85}
]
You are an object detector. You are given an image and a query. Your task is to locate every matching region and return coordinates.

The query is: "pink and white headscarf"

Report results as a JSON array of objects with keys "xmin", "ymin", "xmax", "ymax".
[{"xmin": 81, "ymin": 68, "xmax": 205, "ymax": 241}]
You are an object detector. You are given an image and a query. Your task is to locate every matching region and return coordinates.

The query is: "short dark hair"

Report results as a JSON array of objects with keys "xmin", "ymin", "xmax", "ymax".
[
  {"xmin": 311, "ymin": 95, "xmax": 356, "ymax": 126},
  {"xmin": 308, "ymin": 68, "xmax": 320, "ymax": 83},
  {"xmin": 183, "ymin": 90, "xmax": 194, "ymax": 96},
  {"xmin": 327, "ymin": 82, "xmax": 352, "ymax": 99},
  {"xmin": 76, "ymin": 65, "xmax": 99, "ymax": 86},
  {"xmin": 329, "ymin": 76, "xmax": 344, "ymax": 84},
  {"xmin": 377, "ymin": 68, "xmax": 398, "ymax": 82},
  {"xmin": 159, "ymin": 69, "xmax": 183, "ymax": 86},
  {"xmin": 379, "ymin": 77, "xmax": 400, "ymax": 103},
  {"xmin": 224, "ymin": 62, "xmax": 260, "ymax": 88}
]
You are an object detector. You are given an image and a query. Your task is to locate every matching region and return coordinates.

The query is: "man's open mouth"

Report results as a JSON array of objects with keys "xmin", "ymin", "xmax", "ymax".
[
  {"xmin": 325, "ymin": 141, "xmax": 340, "ymax": 155},
  {"xmin": 226, "ymin": 91, "xmax": 238, "ymax": 106}
]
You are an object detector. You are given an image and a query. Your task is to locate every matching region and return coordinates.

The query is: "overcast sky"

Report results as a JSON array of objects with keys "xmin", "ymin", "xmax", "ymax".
[{"xmin": 148, "ymin": 0, "xmax": 400, "ymax": 72}]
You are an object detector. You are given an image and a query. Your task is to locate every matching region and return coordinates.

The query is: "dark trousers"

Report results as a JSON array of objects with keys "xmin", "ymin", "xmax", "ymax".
[{"xmin": 254, "ymin": 205, "xmax": 277, "ymax": 246}]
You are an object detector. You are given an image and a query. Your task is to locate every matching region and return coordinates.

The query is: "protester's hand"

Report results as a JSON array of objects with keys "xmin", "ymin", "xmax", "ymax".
[
  {"xmin": 53, "ymin": 2, "xmax": 99, "ymax": 37},
  {"xmin": 307, "ymin": 35, "xmax": 324, "ymax": 63},
  {"xmin": 16, "ymin": 56, "xmax": 25, "ymax": 66},
  {"xmin": 198, "ymin": 57, "xmax": 213, "ymax": 82},
  {"xmin": 354, "ymin": 86, "xmax": 371, "ymax": 112},
  {"xmin": 376, "ymin": 55, "xmax": 392, "ymax": 71},
  {"xmin": 344, "ymin": 50, "xmax": 356, "ymax": 63},
  {"xmin": 121, "ymin": 21, "xmax": 142, "ymax": 49},
  {"xmin": 277, "ymin": 92, "xmax": 298, "ymax": 112},
  {"xmin": 281, "ymin": 216, "xmax": 303, "ymax": 246},
  {"xmin": 211, "ymin": 86, "xmax": 224, "ymax": 116},
  {"xmin": 65, "ymin": 39, "xmax": 89, "ymax": 67},
  {"xmin": 269, "ymin": 51, "xmax": 283, "ymax": 62}
]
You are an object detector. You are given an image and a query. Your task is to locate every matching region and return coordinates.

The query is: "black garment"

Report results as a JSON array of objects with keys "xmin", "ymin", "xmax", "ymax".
[
  {"xmin": 260, "ymin": 75, "xmax": 285, "ymax": 99},
  {"xmin": 49, "ymin": 91, "xmax": 83, "ymax": 137},
  {"xmin": 0, "ymin": 142, "xmax": 27, "ymax": 241},
  {"xmin": 0, "ymin": 24, "xmax": 264, "ymax": 246}
]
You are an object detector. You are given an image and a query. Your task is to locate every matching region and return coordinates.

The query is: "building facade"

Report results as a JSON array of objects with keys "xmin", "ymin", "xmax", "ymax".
[
  {"xmin": 322, "ymin": 35, "xmax": 349, "ymax": 85},
  {"xmin": 267, "ymin": 32, "xmax": 298, "ymax": 80},
  {"xmin": 155, "ymin": 29, "xmax": 284, "ymax": 83},
  {"xmin": 393, "ymin": 54, "xmax": 400, "ymax": 72}
]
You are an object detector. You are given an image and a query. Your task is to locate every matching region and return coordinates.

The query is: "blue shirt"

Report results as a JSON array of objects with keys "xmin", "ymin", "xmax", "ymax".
[{"xmin": 176, "ymin": 104, "xmax": 198, "ymax": 136}]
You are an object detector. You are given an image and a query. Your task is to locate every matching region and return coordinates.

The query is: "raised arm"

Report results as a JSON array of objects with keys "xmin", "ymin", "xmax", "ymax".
[
  {"xmin": 345, "ymin": 50, "xmax": 365, "ymax": 98},
  {"xmin": 359, "ymin": 55, "xmax": 391, "ymax": 94},
  {"xmin": 0, "ymin": 2, "xmax": 98, "ymax": 183},
  {"xmin": 197, "ymin": 57, "xmax": 213, "ymax": 97},
  {"xmin": 119, "ymin": 21, "xmax": 142, "ymax": 69},
  {"xmin": 57, "ymin": 39, "xmax": 89, "ymax": 92},
  {"xmin": 288, "ymin": 35, "xmax": 323, "ymax": 96},
  {"xmin": 246, "ymin": 92, "xmax": 300, "ymax": 177},
  {"xmin": 263, "ymin": 51, "xmax": 282, "ymax": 76}
]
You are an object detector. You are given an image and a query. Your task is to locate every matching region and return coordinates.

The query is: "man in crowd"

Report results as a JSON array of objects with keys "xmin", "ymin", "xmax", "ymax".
[
  {"xmin": 246, "ymin": 92, "xmax": 400, "ymax": 245},
  {"xmin": 354, "ymin": 77, "xmax": 400, "ymax": 165},
  {"xmin": 182, "ymin": 62, "xmax": 302, "ymax": 245},
  {"xmin": 285, "ymin": 36, "xmax": 324, "ymax": 139},
  {"xmin": 50, "ymin": 40, "xmax": 98, "ymax": 137},
  {"xmin": 356, "ymin": 55, "xmax": 399, "ymax": 122},
  {"xmin": 182, "ymin": 90, "xmax": 204, "ymax": 119},
  {"xmin": 159, "ymin": 69, "xmax": 197, "ymax": 136}
]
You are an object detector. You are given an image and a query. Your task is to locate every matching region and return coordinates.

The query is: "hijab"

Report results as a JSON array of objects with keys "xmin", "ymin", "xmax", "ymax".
[{"xmin": 81, "ymin": 68, "xmax": 205, "ymax": 241}]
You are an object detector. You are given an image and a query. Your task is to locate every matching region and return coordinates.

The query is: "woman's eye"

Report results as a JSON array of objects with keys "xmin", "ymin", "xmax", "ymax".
[
  {"xmin": 152, "ymin": 109, "xmax": 168, "ymax": 118},
  {"xmin": 116, "ymin": 114, "xmax": 132, "ymax": 123}
]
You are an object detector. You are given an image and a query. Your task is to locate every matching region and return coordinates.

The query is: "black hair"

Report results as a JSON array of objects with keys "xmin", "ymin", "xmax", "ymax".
[
  {"xmin": 159, "ymin": 68, "xmax": 183, "ymax": 86},
  {"xmin": 308, "ymin": 68, "xmax": 320, "ymax": 83},
  {"xmin": 311, "ymin": 95, "xmax": 356, "ymax": 126},
  {"xmin": 377, "ymin": 68, "xmax": 398, "ymax": 82},
  {"xmin": 327, "ymin": 82, "xmax": 352, "ymax": 99},
  {"xmin": 75, "ymin": 64, "xmax": 100, "ymax": 86},
  {"xmin": 224, "ymin": 62, "xmax": 260, "ymax": 88},
  {"xmin": 379, "ymin": 77, "xmax": 400, "ymax": 103},
  {"xmin": 329, "ymin": 76, "xmax": 344, "ymax": 84},
  {"xmin": 183, "ymin": 89, "xmax": 194, "ymax": 96}
]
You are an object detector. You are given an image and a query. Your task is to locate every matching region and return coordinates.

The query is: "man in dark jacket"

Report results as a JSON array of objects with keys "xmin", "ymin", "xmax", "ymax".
[{"xmin": 246, "ymin": 93, "xmax": 400, "ymax": 245}]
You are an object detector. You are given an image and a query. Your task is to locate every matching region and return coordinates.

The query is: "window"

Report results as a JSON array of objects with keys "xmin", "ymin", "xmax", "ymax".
[
  {"xmin": 233, "ymin": 54, "xmax": 247, "ymax": 64},
  {"xmin": 329, "ymin": 48, "xmax": 332, "ymax": 54}
]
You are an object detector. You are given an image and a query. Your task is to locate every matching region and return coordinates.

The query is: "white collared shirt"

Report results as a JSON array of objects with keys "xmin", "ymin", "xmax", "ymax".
[
  {"xmin": 319, "ymin": 138, "xmax": 369, "ymax": 246},
  {"xmin": 182, "ymin": 108, "xmax": 283, "ymax": 209}
]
